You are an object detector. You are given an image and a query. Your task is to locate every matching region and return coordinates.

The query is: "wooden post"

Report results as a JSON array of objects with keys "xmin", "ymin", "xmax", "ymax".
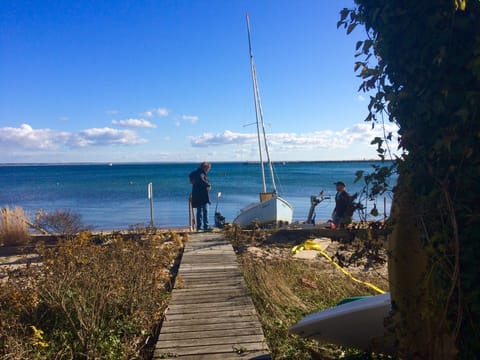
[
  {"xmin": 148, "ymin": 182, "xmax": 154, "ymax": 228},
  {"xmin": 189, "ymin": 195, "xmax": 195, "ymax": 232}
]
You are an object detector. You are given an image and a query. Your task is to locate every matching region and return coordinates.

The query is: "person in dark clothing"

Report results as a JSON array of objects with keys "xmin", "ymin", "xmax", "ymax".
[
  {"xmin": 190, "ymin": 162, "xmax": 212, "ymax": 231},
  {"xmin": 332, "ymin": 181, "xmax": 350, "ymax": 228}
]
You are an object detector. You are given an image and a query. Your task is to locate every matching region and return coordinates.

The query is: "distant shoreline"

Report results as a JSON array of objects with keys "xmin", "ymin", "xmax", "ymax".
[{"xmin": 0, "ymin": 159, "xmax": 392, "ymax": 167}]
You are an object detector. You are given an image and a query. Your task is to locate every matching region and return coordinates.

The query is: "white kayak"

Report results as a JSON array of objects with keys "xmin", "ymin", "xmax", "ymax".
[{"xmin": 289, "ymin": 293, "xmax": 393, "ymax": 352}]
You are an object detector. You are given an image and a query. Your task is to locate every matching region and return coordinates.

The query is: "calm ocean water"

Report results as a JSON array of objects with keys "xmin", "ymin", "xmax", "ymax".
[{"xmin": 0, "ymin": 162, "xmax": 395, "ymax": 230}]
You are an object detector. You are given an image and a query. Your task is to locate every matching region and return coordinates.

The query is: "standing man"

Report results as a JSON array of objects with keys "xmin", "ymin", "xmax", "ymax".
[
  {"xmin": 190, "ymin": 162, "xmax": 212, "ymax": 231},
  {"xmin": 331, "ymin": 181, "xmax": 351, "ymax": 228}
]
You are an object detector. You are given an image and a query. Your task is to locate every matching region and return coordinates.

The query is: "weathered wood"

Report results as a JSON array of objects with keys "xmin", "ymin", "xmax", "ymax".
[
  {"xmin": 158, "ymin": 352, "xmax": 270, "ymax": 360},
  {"xmin": 157, "ymin": 335, "xmax": 266, "ymax": 351},
  {"xmin": 154, "ymin": 232, "xmax": 270, "ymax": 359},
  {"xmin": 159, "ymin": 321, "xmax": 263, "ymax": 334},
  {"xmin": 161, "ymin": 314, "xmax": 261, "ymax": 327},
  {"xmin": 159, "ymin": 327, "xmax": 264, "ymax": 341},
  {"xmin": 154, "ymin": 342, "xmax": 267, "ymax": 358},
  {"xmin": 165, "ymin": 308, "xmax": 257, "ymax": 321},
  {"xmin": 167, "ymin": 304, "xmax": 255, "ymax": 316}
]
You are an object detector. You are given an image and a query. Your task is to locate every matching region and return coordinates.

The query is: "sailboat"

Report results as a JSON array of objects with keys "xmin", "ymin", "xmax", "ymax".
[{"xmin": 233, "ymin": 14, "xmax": 294, "ymax": 228}]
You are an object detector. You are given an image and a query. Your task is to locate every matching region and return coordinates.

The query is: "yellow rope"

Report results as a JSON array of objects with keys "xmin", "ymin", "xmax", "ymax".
[{"xmin": 292, "ymin": 239, "xmax": 386, "ymax": 295}]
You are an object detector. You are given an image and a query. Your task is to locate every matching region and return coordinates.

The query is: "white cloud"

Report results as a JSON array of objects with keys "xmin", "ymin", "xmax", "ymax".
[
  {"xmin": 141, "ymin": 111, "xmax": 154, "ymax": 118},
  {"xmin": 77, "ymin": 127, "xmax": 146, "ymax": 146},
  {"xmin": 156, "ymin": 108, "xmax": 169, "ymax": 117},
  {"xmin": 190, "ymin": 123, "xmax": 399, "ymax": 151},
  {"xmin": 0, "ymin": 124, "xmax": 71, "ymax": 150},
  {"xmin": 357, "ymin": 95, "xmax": 366, "ymax": 102},
  {"xmin": 182, "ymin": 115, "xmax": 199, "ymax": 123},
  {"xmin": 190, "ymin": 130, "xmax": 256, "ymax": 147},
  {"xmin": 105, "ymin": 110, "xmax": 120, "ymax": 115},
  {"xmin": 0, "ymin": 124, "xmax": 147, "ymax": 151},
  {"xmin": 141, "ymin": 107, "xmax": 169, "ymax": 118},
  {"xmin": 111, "ymin": 118, "xmax": 157, "ymax": 128}
]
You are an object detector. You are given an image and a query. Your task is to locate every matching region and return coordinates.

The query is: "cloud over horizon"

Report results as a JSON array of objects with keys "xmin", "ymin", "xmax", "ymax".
[
  {"xmin": 0, "ymin": 124, "xmax": 147, "ymax": 151},
  {"xmin": 190, "ymin": 123, "xmax": 398, "ymax": 150}
]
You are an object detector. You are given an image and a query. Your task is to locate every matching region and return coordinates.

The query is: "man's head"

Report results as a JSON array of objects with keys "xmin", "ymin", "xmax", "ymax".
[
  {"xmin": 334, "ymin": 181, "xmax": 346, "ymax": 191},
  {"xmin": 200, "ymin": 162, "xmax": 211, "ymax": 172}
]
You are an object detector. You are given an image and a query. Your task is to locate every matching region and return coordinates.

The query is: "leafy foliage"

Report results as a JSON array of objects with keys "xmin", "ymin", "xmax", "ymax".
[{"xmin": 340, "ymin": 1, "xmax": 480, "ymax": 358}]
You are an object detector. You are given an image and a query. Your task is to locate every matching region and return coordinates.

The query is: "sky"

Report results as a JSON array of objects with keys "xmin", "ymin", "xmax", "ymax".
[{"xmin": 0, "ymin": 0, "xmax": 398, "ymax": 163}]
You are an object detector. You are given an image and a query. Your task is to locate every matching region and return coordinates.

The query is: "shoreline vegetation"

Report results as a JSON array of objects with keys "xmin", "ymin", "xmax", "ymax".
[{"xmin": 1, "ymin": 207, "xmax": 392, "ymax": 359}]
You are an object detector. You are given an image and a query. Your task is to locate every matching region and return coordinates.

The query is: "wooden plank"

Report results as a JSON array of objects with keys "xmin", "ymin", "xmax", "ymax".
[
  {"xmin": 175, "ymin": 280, "xmax": 244, "ymax": 289},
  {"xmin": 157, "ymin": 334, "xmax": 265, "ymax": 349},
  {"xmin": 167, "ymin": 297, "xmax": 252, "ymax": 308},
  {"xmin": 158, "ymin": 327, "xmax": 264, "ymax": 341},
  {"xmin": 172, "ymin": 287, "xmax": 249, "ymax": 297},
  {"xmin": 156, "ymin": 352, "xmax": 271, "ymax": 360},
  {"xmin": 165, "ymin": 308, "xmax": 257, "ymax": 321},
  {"xmin": 180, "ymin": 269, "xmax": 241, "ymax": 276},
  {"xmin": 168, "ymin": 296, "xmax": 252, "ymax": 306},
  {"xmin": 154, "ymin": 342, "xmax": 268, "ymax": 357},
  {"xmin": 160, "ymin": 321, "xmax": 263, "ymax": 334},
  {"xmin": 167, "ymin": 304, "xmax": 254, "ymax": 315},
  {"xmin": 161, "ymin": 314, "xmax": 261, "ymax": 327},
  {"xmin": 170, "ymin": 288, "xmax": 250, "ymax": 298},
  {"xmin": 172, "ymin": 285, "xmax": 248, "ymax": 294}
]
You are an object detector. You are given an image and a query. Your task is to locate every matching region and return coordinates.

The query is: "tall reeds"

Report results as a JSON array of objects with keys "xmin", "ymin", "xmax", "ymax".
[{"xmin": 0, "ymin": 206, "xmax": 30, "ymax": 246}]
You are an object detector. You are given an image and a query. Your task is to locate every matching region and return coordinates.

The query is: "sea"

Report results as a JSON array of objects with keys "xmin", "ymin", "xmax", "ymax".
[{"xmin": 0, "ymin": 161, "xmax": 396, "ymax": 231}]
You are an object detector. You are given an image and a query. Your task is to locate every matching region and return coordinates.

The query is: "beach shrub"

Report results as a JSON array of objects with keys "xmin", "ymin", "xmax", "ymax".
[
  {"xmin": 0, "ymin": 206, "xmax": 31, "ymax": 246},
  {"xmin": 34, "ymin": 209, "xmax": 88, "ymax": 238},
  {"xmin": 0, "ymin": 230, "xmax": 186, "ymax": 359}
]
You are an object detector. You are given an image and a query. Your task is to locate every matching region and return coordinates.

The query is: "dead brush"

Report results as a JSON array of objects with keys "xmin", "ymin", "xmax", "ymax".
[
  {"xmin": 0, "ymin": 230, "xmax": 186, "ymax": 359},
  {"xmin": 238, "ymin": 246, "xmax": 390, "ymax": 360},
  {"xmin": 0, "ymin": 206, "xmax": 31, "ymax": 246}
]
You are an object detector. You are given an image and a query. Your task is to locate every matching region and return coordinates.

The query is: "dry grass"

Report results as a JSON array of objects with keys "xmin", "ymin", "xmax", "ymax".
[
  {"xmin": 0, "ymin": 230, "xmax": 186, "ymax": 359},
  {"xmin": 226, "ymin": 225, "xmax": 392, "ymax": 360},
  {"xmin": 0, "ymin": 207, "xmax": 31, "ymax": 246}
]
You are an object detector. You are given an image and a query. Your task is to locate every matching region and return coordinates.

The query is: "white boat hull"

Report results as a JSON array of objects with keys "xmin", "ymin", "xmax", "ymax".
[
  {"xmin": 233, "ymin": 195, "xmax": 293, "ymax": 227},
  {"xmin": 289, "ymin": 293, "xmax": 393, "ymax": 352}
]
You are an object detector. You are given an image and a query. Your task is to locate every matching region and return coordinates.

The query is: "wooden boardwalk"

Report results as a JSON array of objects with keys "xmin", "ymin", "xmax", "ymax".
[{"xmin": 154, "ymin": 232, "xmax": 270, "ymax": 360}]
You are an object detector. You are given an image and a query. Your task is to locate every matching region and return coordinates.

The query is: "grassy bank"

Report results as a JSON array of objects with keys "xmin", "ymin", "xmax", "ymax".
[
  {"xmin": 226, "ymin": 226, "xmax": 392, "ymax": 360},
  {"xmin": 0, "ymin": 230, "xmax": 186, "ymax": 359}
]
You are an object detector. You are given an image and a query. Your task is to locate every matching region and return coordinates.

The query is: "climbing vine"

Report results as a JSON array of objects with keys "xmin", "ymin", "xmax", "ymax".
[{"xmin": 339, "ymin": 1, "xmax": 480, "ymax": 358}]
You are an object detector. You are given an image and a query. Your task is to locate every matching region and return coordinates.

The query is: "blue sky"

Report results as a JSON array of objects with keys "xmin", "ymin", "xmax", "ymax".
[{"xmin": 0, "ymin": 0, "xmax": 397, "ymax": 163}]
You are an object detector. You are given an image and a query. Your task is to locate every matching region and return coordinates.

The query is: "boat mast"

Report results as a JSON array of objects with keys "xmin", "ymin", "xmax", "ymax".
[{"xmin": 245, "ymin": 14, "xmax": 277, "ymax": 194}]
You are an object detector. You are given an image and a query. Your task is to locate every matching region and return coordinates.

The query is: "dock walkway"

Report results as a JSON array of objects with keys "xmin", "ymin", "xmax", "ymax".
[{"xmin": 154, "ymin": 232, "xmax": 270, "ymax": 360}]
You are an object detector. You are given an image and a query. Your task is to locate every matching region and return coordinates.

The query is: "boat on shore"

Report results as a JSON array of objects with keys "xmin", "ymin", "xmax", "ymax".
[
  {"xmin": 289, "ymin": 293, "xmax": 394, "ymax": 353},
  {"xmin": 233, "ymin": 14, "xmax": 293, "ymax": 228}
]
